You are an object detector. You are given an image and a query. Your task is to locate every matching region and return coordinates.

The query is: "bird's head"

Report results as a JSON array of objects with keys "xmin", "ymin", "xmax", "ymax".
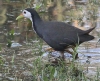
[
  {"xmin": 16, "ymin": 8, "xmax": 41, "ymax": 22},
  {"xmin": 16, "ymin": 8, "xmax": 42, "ymax": 30},
  {"xmin": 16, "ymin": 8, "xmax": 36, "ymax": 21}
]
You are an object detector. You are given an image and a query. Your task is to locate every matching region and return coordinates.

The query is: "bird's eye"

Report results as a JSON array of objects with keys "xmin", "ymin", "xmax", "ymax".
[{"xmin": 24, "ymin": 11, "xmax": 26, "ymax": 14}]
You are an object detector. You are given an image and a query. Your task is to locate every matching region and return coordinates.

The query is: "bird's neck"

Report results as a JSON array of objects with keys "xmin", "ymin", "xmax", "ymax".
[
  {"xmin": 30, "ymin": 12, "xmax": 42, "ymax": 33},
  {"xmin": 30, "ymin": 12, "xmax": 43, "ymax": 37}
]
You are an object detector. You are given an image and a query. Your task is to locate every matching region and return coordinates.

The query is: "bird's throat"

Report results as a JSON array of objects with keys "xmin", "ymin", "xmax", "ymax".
[
  {"xmin": 29, "ymin": 17, "xmax": 37, "ymax": 33},
  {"xmin": 30, "ymin": 16, "xmax": 42, "ymax": 35}
]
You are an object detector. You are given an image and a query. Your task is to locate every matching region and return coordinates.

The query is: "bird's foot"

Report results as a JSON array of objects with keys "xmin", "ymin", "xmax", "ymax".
[{"xmin": 45, "ymin": 47, "xmax": 54, "ymax": 52}]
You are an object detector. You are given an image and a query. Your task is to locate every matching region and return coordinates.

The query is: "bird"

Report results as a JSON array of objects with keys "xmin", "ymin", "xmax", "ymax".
[{"xmin": 16, "ymin": 8, "xmax": 95, "ymax": 60}]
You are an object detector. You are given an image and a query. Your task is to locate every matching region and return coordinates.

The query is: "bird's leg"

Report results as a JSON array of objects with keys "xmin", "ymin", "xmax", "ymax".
[
  {"xmin": 71, "ymin": 46, "xmax": 78, "ymax": 59},
  {"xmin": 65, "ymin": 49, "xmax": 76, "ymax": 59},
  {"xmin": 65, "ymin": 46, "xmax": 78, "ymax": 59},
  {"xmin": 45, "ymin": 47, "xmax": 54, "ymax": 52},
  {"xmin": 65, "ymin": 49, "xmax": 73, "ymax": 54},
  {"xmin": 60, "ymin": 51, "xmax": 65, "ymax": 60}
]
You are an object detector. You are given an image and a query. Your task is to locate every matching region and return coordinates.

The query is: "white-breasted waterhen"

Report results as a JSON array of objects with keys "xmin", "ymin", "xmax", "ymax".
[{"xmin": 16, "ymin": 8, "xmax": 95, "ymax": 60}]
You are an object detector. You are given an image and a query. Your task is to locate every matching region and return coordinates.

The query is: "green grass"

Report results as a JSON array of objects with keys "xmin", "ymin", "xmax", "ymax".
[
  {"xmin": 31, "ymin": 57, "xmax": 86, "ymax": 81},
  {"xmin": 30, "ymin": 56, "xmax": 100, "ymax": 81},
  {"xmin": 29, "ymin": 41, "xmax": 100, "ymax": 81},
  {"xmin": 30, "ymin": 43, "xmax": 86, "ymax": 81},
  {"xmin": 0, "ymin": 40, "xmax": 100, "ymax": 81}
]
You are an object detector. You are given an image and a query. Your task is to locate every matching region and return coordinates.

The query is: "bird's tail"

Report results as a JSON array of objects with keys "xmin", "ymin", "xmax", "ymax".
[
  {"xmin": 85, "ymin": 27, "xmax": 95, "ymax": 34},
  {"xmin": 79, "ymin": 27, "xmax": 95, "ymax": 43}
]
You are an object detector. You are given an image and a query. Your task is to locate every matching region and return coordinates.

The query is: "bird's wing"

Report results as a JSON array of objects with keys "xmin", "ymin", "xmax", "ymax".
[{"xmin": 42, "ymin": 22, "xmax": 84, "ymax": 49}]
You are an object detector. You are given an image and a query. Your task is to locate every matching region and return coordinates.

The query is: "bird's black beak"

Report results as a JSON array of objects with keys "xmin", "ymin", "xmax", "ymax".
[{"xmin": 16, "ymin": 13, "xmax": 24, "ymax": 20}]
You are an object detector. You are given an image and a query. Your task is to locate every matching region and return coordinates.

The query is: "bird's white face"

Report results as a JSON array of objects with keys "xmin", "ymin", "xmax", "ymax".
[
  {"xmin": 22, "ymin": 10, "xmax": 32, "ymax": 21},
  {"xmin": 16, "ymin": 8, "xmax": 37, "ymax": 33},
  {"xmin": 16, "ymin": 10, "xmax": 32, "ymax": 22}
]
